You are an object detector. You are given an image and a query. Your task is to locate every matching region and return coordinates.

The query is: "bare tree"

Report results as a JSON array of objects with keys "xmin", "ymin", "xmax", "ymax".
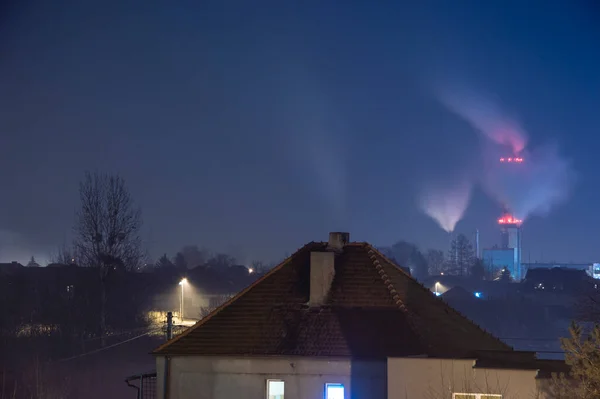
[
  {"xmin": 426, "ymin": 249, "xmax": 446, "ymax": 276},
  {"xmin": 73, "ymin": 171, "xmax": 143, "ymax": 342},
  {"xmin": 250, "ymin": 260, "xmax": 267, "ymax": 274},
  {"xmin": 207, "ymin": 253, "xmax": 236, "ymax": 269},
  {"xmin": 50, "ymin": 245, "xmax": 75, "ymax": 265}
]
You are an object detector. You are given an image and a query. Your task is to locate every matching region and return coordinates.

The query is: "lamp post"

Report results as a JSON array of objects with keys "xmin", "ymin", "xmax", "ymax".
[{"xmin": 179, "ymin": 278, "xmax": 187, "ymax": 322}]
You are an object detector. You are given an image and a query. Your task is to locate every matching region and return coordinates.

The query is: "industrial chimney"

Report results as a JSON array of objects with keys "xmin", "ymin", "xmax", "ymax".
[{"xmin": 309, "ymin": 232, "xmax": 349, "ymax": 307}]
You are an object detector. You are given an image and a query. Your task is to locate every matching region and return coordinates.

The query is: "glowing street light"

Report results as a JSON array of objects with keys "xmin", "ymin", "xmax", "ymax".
[
  {"xmin": 179, "ymin": 278, "xmax": 188, "ymax": 321},
  {"xmin": 435, "ymin": 282, "xmax": 441, "ymax": 296},
  {"xmin": 248, "ymin": 267, "xmax": 254, "ymax": 274}
]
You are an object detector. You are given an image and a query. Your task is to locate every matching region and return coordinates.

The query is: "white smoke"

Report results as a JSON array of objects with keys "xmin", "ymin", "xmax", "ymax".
[
  {"xmin": 436, "ymin": 87, "xmax": 575, "ymax": 221},
  {"xmin": 418, "ymin": 178, "xmax": 472, "ymax": 233}
]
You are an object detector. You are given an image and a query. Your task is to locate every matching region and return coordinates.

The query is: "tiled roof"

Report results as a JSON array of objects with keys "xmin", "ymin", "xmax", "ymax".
[{"xmin": 153, "ymin": 241, "xmax": 511, "ymax": 358}]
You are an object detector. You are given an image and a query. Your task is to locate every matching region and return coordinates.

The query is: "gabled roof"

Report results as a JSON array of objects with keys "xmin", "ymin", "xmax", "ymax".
[{"xmin": 153, "ymin": 241, "xmax": 511, "ymax": 358}]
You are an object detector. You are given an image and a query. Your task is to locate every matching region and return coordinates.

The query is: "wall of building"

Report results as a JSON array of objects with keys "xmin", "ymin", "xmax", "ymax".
[
  {"xmin": 388, "ymin": 358, "xmax": 542, "ymax": 399},
  {"xmin": 156, "ymin": 356, "xmax": 386, "ymax": 399}
]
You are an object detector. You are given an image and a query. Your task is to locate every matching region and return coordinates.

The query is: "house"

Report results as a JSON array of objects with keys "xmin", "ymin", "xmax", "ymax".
[{"xmin": 153, "ymin": 232, "xmax": 561, "ymax": 399}]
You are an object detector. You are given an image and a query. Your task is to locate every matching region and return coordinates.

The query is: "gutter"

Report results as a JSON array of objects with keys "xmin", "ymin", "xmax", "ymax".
[
  {"xmin": 163, "ymin": 356, "xmax": 171, "ymax": 399},
  {"xmin": 125, "ymin": 376, "xmax": 140, "ymax": 399}
]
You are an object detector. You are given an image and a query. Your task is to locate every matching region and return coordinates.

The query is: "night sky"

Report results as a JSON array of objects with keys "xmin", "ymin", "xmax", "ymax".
[{"xmin": 1, "ymin": 1, "xmax": 599, "ymax": 264}]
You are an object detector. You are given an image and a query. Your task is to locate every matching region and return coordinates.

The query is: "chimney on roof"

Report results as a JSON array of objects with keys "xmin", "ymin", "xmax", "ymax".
[
  {"xmin": 309, "ymin": 252, "xmax": 335, "ymax": 307},
  {"xmin": 327, "ymin": 232, "xmax": 350, "ymax": 251},
  {"xmin": 308, "ymin": 232, "xmax": 348, "ymax": 307}
]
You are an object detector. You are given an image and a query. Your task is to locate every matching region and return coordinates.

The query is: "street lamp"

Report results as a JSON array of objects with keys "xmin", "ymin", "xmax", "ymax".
[
  {"xmin": 179, "ymin": 278, "xmax": 188, "ymax": 321},
  {"xmin": 435, "ymin": 282, "xmax": 440, "ymax": 296}
]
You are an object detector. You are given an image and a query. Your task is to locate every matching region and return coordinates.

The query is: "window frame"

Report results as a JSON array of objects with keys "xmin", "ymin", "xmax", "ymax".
[
  {"xmin": 324, "ymin": 382, "xmax": 345, "ymax": 399},
  {"xmin": 266, "ymin": 379, "xmax": 285, "ymax": 399}
]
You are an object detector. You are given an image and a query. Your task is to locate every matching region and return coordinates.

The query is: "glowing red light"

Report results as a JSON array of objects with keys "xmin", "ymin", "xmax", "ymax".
[
  {"xmin": 498, "ymin": 215, "xmax": 523, "ymax": 225},
  {"xmin": 499, "ymin": 157, "xmax": 524, "ymax": 163}
]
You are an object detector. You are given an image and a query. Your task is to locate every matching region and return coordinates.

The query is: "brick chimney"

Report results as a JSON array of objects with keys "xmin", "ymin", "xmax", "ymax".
[{"xmin": 309, "ymin": 232, "xmax": 349, "ymax": 307}]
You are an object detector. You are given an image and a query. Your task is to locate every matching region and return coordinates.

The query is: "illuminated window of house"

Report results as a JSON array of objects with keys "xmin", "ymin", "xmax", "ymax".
[
  {"xmin": 266, "ymin": 379, "xmax": 284, "ymax": 399},
  {"xmin": 325, "ymin": 383, "xmax": 345, "ymax": 399},
  {"xmin": 453, "ymin": 394, "xmax": 502, "ymax": 399}
]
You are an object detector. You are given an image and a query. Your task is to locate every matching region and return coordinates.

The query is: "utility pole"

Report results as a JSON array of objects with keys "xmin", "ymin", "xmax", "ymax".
[{"xmin": 166, "ymin": 311, "xmax": 173, "ymax": 340}]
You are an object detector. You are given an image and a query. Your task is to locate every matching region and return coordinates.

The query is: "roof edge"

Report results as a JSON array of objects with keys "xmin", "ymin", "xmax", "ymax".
[
  {"xmin": 152, "ymin": 241, "xmax": 321, "ymax": 355},
  {"xmin": 366, "ymin": 244, "xmax": 512, "ymax": 353}
]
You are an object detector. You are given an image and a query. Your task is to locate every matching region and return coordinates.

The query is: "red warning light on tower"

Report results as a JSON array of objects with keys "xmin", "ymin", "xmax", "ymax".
[
  {"xmin": 498, "ymin": 215, "xmax": 523, "ymax": 225},
  {"xmin": 499, "ymin": 157, "xmax": 524, "ymax": 163}
]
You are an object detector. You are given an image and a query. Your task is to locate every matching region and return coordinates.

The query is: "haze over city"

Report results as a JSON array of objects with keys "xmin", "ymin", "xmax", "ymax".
[
  {"xmin": 6, "ymin": 2, "xmax": 600, "ymax": 399},
  {"xmin": 2, "ymin": 0, "xmax": 599, "ymax": 264}
]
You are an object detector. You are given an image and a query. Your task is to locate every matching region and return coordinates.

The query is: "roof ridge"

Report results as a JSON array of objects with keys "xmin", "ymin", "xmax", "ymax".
[
  {"xmin": 365, "ymin": 245, "xmax": 408, "ymax": 312},
  {"xmin": 365, "ymin": 244, "xmax": 512, "ymax": 352},
  {"xmin": 152, "ymin": 241, "xmax": 321, "ymax": 355},
  {"xmin": 365, "ymin": 245, "xmax": 432, "ymax": 352}
]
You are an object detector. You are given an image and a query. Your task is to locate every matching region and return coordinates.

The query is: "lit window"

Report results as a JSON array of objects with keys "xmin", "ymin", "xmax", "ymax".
[
  {"xmin": 267, "ymin": 379, "xmax": 284, "ymax": 399},
  {"xmin": 325, "ymin": 383, "xmax": 345, "ymax": 399},
  {"xmin": 453, "ymin": 394, "xmax": 502, "ymax": 399}
]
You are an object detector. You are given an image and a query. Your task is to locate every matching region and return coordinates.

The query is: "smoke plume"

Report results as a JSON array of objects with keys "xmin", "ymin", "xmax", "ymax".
[
  {"xmin": 418, "ymin": 178, "xmax": 472, "ymax": 233},
  {"xmin": 480, "ymin": 143, "xmax": 574, "ymax": 219},
  {"xmin": 438, "ymin": 88, "xmax": 575, "ymax": 221},
  {"xmin": 438, "ymin": 88, "xmax": 527, "ymax": 154}
]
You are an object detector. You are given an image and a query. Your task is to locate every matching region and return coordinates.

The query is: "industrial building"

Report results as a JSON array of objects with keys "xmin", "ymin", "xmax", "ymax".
[
  {"xmin": 482, "ymin": 157, "xmax": 524, "ymax": 281},
  {"xmin": 483, "ymin": 214, "xmax": 523, "ymax": 281}
]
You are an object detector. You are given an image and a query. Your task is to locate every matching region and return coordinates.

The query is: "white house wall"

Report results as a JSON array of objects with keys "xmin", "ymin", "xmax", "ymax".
[
  {"xmin": 156, "ymin": 356, "xmax": 386, "ymax": 399},
  {"xmin": 388, "ymin": 358, "xmax": 541, "ymax": 399}
]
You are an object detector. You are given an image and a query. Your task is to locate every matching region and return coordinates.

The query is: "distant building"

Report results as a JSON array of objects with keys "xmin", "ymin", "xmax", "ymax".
[
  {"xmin": 524, "ymin": 262, "xmax": 600, "ymax": 280},
  {"xmin": 482, "ymin": 248, "xmax": 515, "ymax": 277},
  {"xmin": 524, "ymin": 266, "xmax": 597, "ymax": 292},
  {"xmin": 0, "ymin": 261, "xmax": 24, "ymax": 274}
]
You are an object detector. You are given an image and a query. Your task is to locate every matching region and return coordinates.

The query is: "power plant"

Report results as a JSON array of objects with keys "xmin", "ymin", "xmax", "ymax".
[{"xmin": 482, "ymin": 157, "xmax": 524, "ymax": 281}]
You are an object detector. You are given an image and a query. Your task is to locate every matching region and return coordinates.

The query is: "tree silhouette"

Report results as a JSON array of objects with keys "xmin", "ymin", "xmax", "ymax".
[
  {"xmin": 447, "ymin": 234, "xmax": 475, "ymax": 276},
  {"xmin": 156, "ymin": 253, "xmax": 174, "ymax": 269},
  {"xmin": 469, "ymin": 258, "xmax": 485, "ymax": 280},
  {"xmin": 550, "ymin": 322, "xmax": 600, "ymax": 398},
  {"xmin": 178, "ymin": 245, "xmax": 208, "ymax": 268},
  {"xmin": 73, "ymin": 171, "xmax": 143, "ymax": 343},
  {"xmin": 26, "ymin": 256, "xmax": 40, "ymax": 267},
  {"xmin": 388, "ymin": 241, "xmax": 428, "ymax": 280},
  {"xmin": 426, "ymin": 249, "xmax": 445, "ymax": 276},
  {"xmin": 173, "ymin": 252, "xmax": 187, "ymax": 271}
]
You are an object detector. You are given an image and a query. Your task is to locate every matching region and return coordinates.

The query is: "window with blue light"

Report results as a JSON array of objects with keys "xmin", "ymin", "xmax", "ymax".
[{"xmin": 325, "ymin": 383, "xmax": 345, "ymax": 399}]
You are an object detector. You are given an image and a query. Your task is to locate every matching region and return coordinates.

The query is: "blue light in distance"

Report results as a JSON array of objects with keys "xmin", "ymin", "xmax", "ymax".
[
  {"xmin": 434, "ymin": 292, "xmax": 442, "ymax": 296},
  {"xmin": 474, "ymin": 292, "xmax": 482, "ymax": 298}
]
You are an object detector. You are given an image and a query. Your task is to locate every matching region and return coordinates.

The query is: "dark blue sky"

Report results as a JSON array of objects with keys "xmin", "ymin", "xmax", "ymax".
[{"xmin": 1, "ymin": 0, "xmax": 599, "ymax": 264}]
